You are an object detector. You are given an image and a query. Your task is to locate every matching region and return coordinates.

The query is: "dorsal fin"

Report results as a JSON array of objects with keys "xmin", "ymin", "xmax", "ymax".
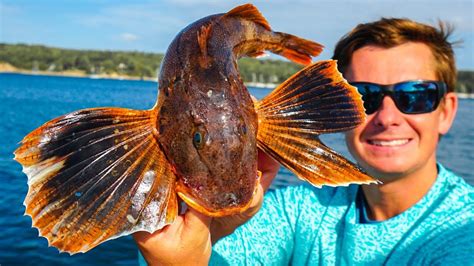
[
  {"xmin": 197, "ymin": 24, "xmax": 212, "ymax": 56},
  {"xmin": 224, "ymin": 3, "xmax": 271, "ymax": 30},
  {"xmin": 197, "ymin": 23, "xmax": 212, "ymax": 68}
]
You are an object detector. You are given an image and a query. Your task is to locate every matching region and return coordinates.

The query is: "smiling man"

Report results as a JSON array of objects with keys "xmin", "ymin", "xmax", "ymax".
[
  {"xmin": 135, "ymin": 18, "xmax": 473, "ymax": 265},
  {"xmin": 342, "ymin": 40, "xmax": 459, "ymax": 222}
]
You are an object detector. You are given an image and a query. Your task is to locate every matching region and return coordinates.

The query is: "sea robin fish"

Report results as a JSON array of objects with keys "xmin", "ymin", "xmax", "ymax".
[{"xmin": 14, "ymin": 4, "xmax": 377, "ymax": 253}]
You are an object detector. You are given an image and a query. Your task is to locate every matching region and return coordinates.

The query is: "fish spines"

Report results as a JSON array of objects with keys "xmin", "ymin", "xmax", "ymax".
[
  {"xmin": 224, "ymin": 3, "xmax": 271, "ymax": 30},
  {"xmin": 256, "ymin": 60, "xmax": 378, "ymax": 187},
  {"xmin": 14, "ymin": 107, "xmax": 178, "ymax": 254}
]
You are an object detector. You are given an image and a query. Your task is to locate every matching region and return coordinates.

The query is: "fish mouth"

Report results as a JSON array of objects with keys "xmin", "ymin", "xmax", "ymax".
[{"xmin": 175, "ymin": 171, "xmax": 261, "ymax": 217}]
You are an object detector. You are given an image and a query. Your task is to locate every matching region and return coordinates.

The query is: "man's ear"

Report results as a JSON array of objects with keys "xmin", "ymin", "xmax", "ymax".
[{"xmin": 438, "ymin": 92, "xmax": 458, "ymax": 135}]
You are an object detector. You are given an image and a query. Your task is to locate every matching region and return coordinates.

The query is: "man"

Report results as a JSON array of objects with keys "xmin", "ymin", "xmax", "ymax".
[{"xmin": 135, "ymin": 18, "xmax": 473, "ymax": 265}]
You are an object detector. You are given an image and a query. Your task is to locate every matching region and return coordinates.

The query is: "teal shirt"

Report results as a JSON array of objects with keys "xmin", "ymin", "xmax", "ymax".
[{"xmin": 210, "ymin": 164, "xmax": 474, "ymax": 265}]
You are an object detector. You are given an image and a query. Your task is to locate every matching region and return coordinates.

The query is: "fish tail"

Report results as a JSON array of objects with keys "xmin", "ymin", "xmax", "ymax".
[
  {"xmin": 224, "ymin": 3, "xmax": 323, "ymax": 65},
  {"xmin": 256, "ymin": 60, "xmax": 379, "ymax": 187},
  {"xmin": 273, "ymin": 32, "xmax": 324, "ymax": 65},
  {"xmin": 14, "ymin": 107, "xmax": 178, "ymax": 254}
]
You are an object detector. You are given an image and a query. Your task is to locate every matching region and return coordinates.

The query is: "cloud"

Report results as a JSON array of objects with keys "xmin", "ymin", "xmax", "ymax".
[{"xmin": 120, "ymin": 33, "xmax": 139, "ymax": 41}]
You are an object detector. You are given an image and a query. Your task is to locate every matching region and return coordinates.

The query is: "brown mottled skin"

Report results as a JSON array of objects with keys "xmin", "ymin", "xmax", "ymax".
[
  {"xmin": 153, "ymin": 2, "xmax": 324, "ymax": 216},
  {"xmin": 155, "ymin": 5, "xmax": 323, "ymax": 215},
  {"xmin": 156, "ymin": 14, "xmax": 266, "ymax": 216}
]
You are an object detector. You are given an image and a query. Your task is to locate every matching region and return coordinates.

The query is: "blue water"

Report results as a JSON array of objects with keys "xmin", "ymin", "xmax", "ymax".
[{"xmin": 0, "ymin": 73, "xmax": 472, "ymax": 265}]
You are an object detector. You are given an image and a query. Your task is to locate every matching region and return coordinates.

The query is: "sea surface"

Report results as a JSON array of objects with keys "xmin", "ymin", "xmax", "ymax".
[{"xmin": 0, "ymin": 73, "xmax": 472, "ymax": 265}]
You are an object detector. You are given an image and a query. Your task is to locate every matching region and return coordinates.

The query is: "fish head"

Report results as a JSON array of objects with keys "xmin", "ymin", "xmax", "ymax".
[{"xmin": 158, "ymin": 82, "xmax": 259, "ymax": 217}]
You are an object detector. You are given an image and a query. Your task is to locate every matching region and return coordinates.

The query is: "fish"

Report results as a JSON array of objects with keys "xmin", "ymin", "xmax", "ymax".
[{"xmin": 14, "ymin": 4, "xmax": 377, "ymax": 254}]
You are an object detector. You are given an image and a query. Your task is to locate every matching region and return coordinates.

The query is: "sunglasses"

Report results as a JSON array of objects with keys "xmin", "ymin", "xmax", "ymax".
[{"xmin": 350, "ymin": 80, "xmax": 447, "ymax": 115}]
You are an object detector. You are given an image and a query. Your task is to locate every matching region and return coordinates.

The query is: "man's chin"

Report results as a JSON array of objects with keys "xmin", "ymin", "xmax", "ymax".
[{"xmin": 362, "ymin": 161, "xmax": 410, "ymax": 182}]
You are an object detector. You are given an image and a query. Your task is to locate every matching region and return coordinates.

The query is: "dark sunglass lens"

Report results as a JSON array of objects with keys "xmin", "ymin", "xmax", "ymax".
[
  {"xmin": 353, "ymin": 83, "xmax": 383, "ymax": 114},
  {"xmin": 394, "ymin": 82, "xmax": 438, "ymax": 114}
]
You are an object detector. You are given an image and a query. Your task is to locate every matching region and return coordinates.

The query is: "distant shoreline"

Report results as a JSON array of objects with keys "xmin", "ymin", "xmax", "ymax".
[
  {"xmin": 0, "ymin": 66, "xmax": 156, "ymax": 82},
  {"xmin": 0, "ymin": 70, "xmax": 157, "ymax": 81},
  {"xmin": 456, "ymin": 93, "xmax": 474, "ymax": 99},
  {"xmin": 0, "ymin": 66, "xmax": 278, "ymax": 89},
  {"xmin": 1, "ymin": 68, "xmax": 473, "ymax": 97}
]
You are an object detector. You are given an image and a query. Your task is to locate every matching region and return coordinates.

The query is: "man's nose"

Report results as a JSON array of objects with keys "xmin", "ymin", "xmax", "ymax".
[{"xmin": 371, "ymin": 96, "xmax": 404, "ymax": 128}]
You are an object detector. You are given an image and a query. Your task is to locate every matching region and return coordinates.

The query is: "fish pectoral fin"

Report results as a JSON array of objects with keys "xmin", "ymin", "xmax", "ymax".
[
  {"xmin": 256, "ymin": 60, "xmax": 378, "ymax": 187},
  {"xmin": 257, "ymin": 136, "xmax": 377, "ymax": 187},
  {"xmin": 256, "ymin": 60, "xmax": 366, "ymax": 134},
  {"xmin": 14, "ymin": 107, "xmax": 178, "ymax": 254}
]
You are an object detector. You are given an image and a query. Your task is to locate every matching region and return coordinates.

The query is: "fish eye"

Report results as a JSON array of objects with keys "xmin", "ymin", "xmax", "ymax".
[
  {"xmin": 240, "ymin": 124, "xmax": 247, "ymax": 135},
  {"xmin": 193, "ymin": 131, "xmax": 204, "ymax": 149}
]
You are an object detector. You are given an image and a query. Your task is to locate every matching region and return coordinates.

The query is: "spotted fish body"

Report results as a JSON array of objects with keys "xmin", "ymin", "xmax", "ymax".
[
  {"xmin": 156, "ymin": 7, "xmax": 324, "ymax": 216},
  {"xmin": 14, "ymin": 4, "xmax": 377, "ymax": 254},
  {"xmin": 156, "ymin": 16, "xmax": 259, "ymax": 215}
]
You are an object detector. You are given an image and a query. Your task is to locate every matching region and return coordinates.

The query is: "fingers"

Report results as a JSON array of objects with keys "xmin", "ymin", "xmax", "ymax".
[
  {"xmin": 133, "ymin": 207, "xmax": 212, "ymax": 243},
  {"xmin": 184, "ymin": 207, "xmax": 212, "ymax": 230},
  {"xmin": 132, "ymin": 221, "xmax": 176, "ymax": 246},
  {"xmin": 183, "ymin": 208, "xmax": 213, "ymax": 262},
  {"xmin": 257, "ymin": 149, "xmax": 280, "ymax": 191},
  {"xmin": 247, "ymin": 182, "xmax": 265, "ymax": 217},
  {"xmin": 132, "ymin": 208, "xmax": 212, "ymax": 265}
]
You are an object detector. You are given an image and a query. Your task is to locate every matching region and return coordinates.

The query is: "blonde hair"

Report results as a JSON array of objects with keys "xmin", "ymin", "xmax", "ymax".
[{"xmin": 333, "ymin": 18, "xmax": 457, "ymax": 92}]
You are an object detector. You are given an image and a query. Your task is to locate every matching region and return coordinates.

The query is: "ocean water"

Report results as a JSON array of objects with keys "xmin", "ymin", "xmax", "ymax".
[{"xmin": 0, "ymin": 73, "xmax": 472, "ymax": 265}]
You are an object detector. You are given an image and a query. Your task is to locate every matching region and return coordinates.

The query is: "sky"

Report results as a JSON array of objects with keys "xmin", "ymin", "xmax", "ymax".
[{"xmin": 1, "ymin": 0, "xmax": 473, "ymax": 70}]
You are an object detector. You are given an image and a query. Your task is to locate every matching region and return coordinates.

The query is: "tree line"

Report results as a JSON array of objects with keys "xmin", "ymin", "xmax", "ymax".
[
  {"xmin": 0, "ymin": 43, "xmax": 163, "ymax": 78},
  {"xmin": 0, "ymin": 43, "xmax": 472, "ymax": 93}
]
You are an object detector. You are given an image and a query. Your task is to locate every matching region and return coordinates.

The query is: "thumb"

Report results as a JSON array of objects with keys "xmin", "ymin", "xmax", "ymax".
[{"xmin": 133, "ymin": 230, "xmax": 152, "ymax": 245}]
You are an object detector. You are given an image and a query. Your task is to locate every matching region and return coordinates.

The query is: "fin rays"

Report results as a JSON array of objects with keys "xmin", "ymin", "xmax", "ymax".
[
  {"xmin": 15, "ymin": 107, "xmax": 178, "ymax": 253},
  {"xmin": 257, "ymin": 60, "xmax": 377, "ymax": 187},
  {"xmin": 24, "ymin": 124, "xmax": 153, "ymax": 210}
]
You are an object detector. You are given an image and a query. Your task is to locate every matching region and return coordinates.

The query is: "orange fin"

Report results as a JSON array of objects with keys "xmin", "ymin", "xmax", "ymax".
[
  {"xmin": 197, "ymin": 23, "xmax": 212, "ymax": 68},
  {"xmin": 14, "ymin": 108, "xmax": 178, "ymax": 254},
  {"xmin": 224, "ymin": 3, "xmax": 271, "ymax": 30},
  {"xmin": 247, "ymin": 51, "xmax": 268, "ymax": 58},
  {"xmin": 224, "ymin": 4, "xmax": 322, "ymax": 65},
  {"xmin": 256, "ymin": 60, "xmax": 378, "ymax": 187},
  {"xmin": 276, "ymin": 32, "xmax": 324, "ymax": 65}
]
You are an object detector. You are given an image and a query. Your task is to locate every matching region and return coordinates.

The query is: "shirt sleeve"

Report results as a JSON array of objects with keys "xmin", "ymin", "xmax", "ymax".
[{"xmin": 210, "ymin": 186, "xmax": 302, "ymax": 265}]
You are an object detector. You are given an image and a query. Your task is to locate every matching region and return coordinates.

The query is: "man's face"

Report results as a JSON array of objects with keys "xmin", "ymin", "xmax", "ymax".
[{"xmin": 344, "ymin": 42, "xmax": 456, "ymax": 180}]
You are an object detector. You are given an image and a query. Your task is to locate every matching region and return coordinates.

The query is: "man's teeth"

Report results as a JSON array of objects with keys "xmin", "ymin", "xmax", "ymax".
[{"xmin": 369, "ymin": 139, "xmax": 409, "ymax": 146}]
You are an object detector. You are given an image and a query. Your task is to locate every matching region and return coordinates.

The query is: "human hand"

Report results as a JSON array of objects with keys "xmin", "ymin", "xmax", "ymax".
[
  {"xmin": 133, "ymin": 208, "xmax": 212, "ymax": 266},
  {"xmin": 133, "ymin": 150, "xmax": 280, "ymax": 263},
  {"xmin": 210, "ymin": 149, "xmax": 280, "ymax": 243}
]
